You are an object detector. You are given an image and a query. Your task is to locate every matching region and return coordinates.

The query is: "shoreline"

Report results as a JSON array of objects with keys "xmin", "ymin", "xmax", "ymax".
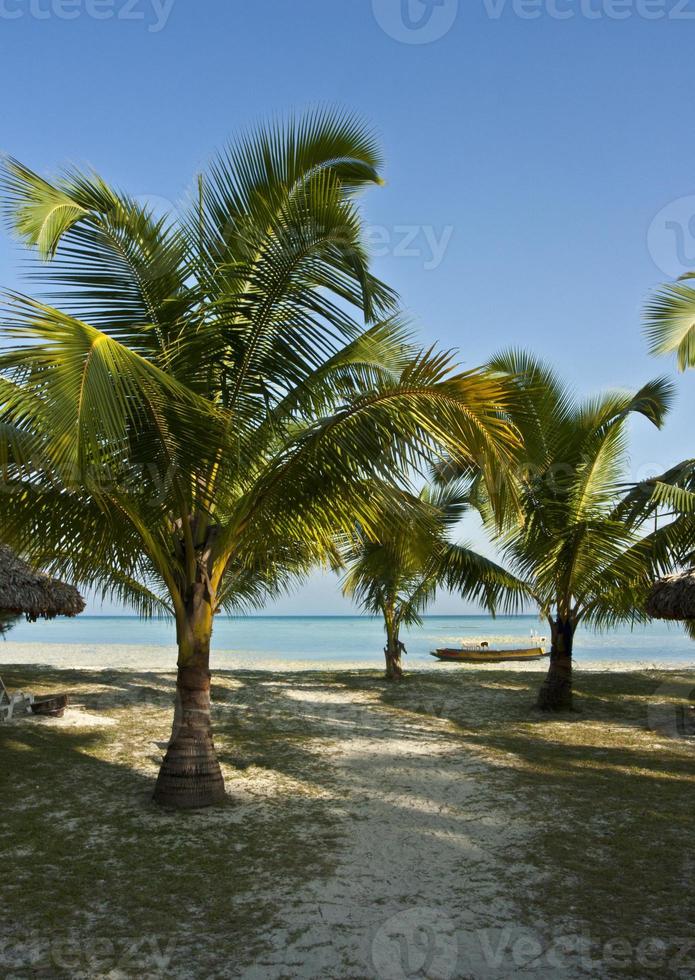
[{"xmin": 2, "ymin": 641, "xmax": 695, "ymax": 673}]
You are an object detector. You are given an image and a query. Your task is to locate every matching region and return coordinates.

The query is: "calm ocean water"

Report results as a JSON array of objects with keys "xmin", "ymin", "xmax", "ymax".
[{"xmin": 3, "ymin": 615, "xmax": 695, "ymax": 668}]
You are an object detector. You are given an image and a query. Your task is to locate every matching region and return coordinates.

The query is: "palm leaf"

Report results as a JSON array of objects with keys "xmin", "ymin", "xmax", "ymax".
[{"xmin": 644, "ymin": 281, "xmax": 695, "ymax": 371}]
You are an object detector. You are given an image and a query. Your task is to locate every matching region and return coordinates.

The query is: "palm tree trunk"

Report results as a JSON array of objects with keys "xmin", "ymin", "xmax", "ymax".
[
  {"xmin": 153, "ymin": 585, "xmax": 226, "ymax": 808},
  {"xmin": 384, "ymin": 623, "xmax": 404, "ymax": 681},
  {"xmin": 537, "ymin": 617, "xmax": 574, "ymax": 711}
]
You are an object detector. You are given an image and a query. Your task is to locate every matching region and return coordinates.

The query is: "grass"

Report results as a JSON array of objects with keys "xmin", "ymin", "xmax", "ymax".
[
  {"xmin": 360, "ymin": 669, "xmax": 695, "ymax": 975},
  {"xmin": 1, "ymin": 665, "xmax": 694, "ymax": 978},
  {"xmin": 1, "ymin": 668, "xmax": 342, "ymax": 977}
]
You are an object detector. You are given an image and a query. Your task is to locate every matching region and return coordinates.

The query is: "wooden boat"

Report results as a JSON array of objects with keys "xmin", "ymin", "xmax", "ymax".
[
  {"xmin": 30, "ymin": 694, "xmax": 68, "ymax": 718},
  {"xmin": 430, "ymin": 647, "xmax": 547, "ymax": 663}
]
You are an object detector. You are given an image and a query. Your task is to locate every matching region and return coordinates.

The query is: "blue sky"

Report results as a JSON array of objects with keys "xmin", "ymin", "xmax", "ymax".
[{"xmin": 1, "ymin": 0, "xmax": 694, "ymax": 613}]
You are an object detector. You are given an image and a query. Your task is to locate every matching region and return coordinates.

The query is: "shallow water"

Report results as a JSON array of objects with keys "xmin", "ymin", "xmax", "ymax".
[{"xmin": 2, "ymin": 615, "xmax": 694, "ymax": 671}]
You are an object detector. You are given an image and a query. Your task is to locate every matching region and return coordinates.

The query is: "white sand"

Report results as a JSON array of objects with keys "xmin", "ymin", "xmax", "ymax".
[
  {"xmin": 17, "ymin": 707, "xmax": 117, "ymax": 727},
  {"xmin": 3, "ymin": 661, "xmax": 692, "ymax": 978},
  {"xmin": 234, "ymin": 681, "xmax": 552, "ymax": 979},
  {"xmin": 2, "ymin": 641, "xmax": 688, "ymax": 674}
]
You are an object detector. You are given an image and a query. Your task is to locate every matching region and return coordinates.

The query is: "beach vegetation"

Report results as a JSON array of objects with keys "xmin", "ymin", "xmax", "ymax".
[
  {"xmin": 341, "ymin": 481, "xmax": 526, "ymax": 678},
  {"xmin": 0, "ymin": 111, "xmax": 519, "ymax": 806},
  {"xmin": 458, "ymin": 351, "xmax": 692, "ymax": 710}
]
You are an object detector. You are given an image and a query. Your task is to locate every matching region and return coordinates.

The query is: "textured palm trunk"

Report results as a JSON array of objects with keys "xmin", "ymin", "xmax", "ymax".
[
  {"xmin": 537, "ymin": 617, "xmax": 574, "ymax": 711},
  {"xmin": 384, "ymin": 623, "xmax": 404, "ymax": 681},
  {"xmin": 153, "ymin": 582, "xmax": 226, "ymax": 808}
]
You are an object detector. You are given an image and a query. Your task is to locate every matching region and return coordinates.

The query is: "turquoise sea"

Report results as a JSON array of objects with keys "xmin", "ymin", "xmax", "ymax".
[{"xmin": 3, "ymin": 615, "xmax": 695, "ymax": 669}]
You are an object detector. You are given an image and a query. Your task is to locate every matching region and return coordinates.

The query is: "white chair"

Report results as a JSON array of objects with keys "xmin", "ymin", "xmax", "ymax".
[{"xmin": 0, "ymin": 676, "xmax": 33, "ymax": 721}]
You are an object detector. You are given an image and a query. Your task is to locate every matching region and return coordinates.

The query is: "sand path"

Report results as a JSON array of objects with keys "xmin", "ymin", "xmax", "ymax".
[
  {"xmin": 234, "ymin": 681, "xmax": 559, "ymax": 980},
  {"xmin": 6, "ymin": 667, "xmax": 688, "ymax": 978}
]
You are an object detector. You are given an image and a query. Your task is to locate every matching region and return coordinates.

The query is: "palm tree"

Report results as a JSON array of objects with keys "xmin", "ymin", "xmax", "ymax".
[
  {"xmin": 0, "ymin": 111, "xmax": 520, "ymax": 807},
  {"xmin": 0, "ymin": 614, "xmax": 18, "ymax": 636},
  {"xmin": 341, "ymin": 482, "xmax": 526, "ymax": 679},
  {"xmin": 642, "ymin": 271, "xmax": 695, "ymax": 516},
  {"xmin": 644, "ymin": 273, "xmax": 695, "ymax": 370},
  {"xmin": 468, "ymin": 351, "xmax": 679, "ymax": 710}
]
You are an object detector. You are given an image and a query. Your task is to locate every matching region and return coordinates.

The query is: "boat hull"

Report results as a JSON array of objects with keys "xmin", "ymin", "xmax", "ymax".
[
  {"xmin": 30, "ymin": 694, "xmax": 68, "ymax": 718},
  {"xmin": 430, "ymin": 647, "xmax": 547, "ymax": 663}
]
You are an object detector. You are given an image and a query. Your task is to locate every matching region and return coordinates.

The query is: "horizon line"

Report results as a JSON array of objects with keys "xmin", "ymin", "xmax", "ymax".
[{"xmin": 72, "ymin": 613, "xmax": 539, "ymax": 620}]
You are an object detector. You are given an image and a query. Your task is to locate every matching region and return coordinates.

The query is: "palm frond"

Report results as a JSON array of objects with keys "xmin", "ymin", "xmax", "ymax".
[
  {"xmin": 0, "ymin": 115, "xmax": 521, "ymax": 633},
  {"xmin": 2, "ymin": 159, "xmax": 191, "ymax": 357},
  {"xmin": 644, "ymin": 281, "xmax": 695, "ymax": 371}
]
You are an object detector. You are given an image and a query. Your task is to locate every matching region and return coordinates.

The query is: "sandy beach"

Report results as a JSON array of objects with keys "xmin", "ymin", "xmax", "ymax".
[
  {"xmin": 3, "ymin": 640, "xmax": 693, "ymax": 674},
  {"xmin": 4, "ymin": 5, "xmax": 695, "ymax": 977},
  {"xmin": 2, "ymin": 661, "xmax": 694, "ymax": 979}
]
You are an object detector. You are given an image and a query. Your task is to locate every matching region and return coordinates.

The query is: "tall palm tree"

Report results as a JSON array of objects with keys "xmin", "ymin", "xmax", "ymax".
[
  {"xmin": 341, "ymin": 482, "xmax": 526, "ymax": 678},
  {"xmin": 468, "ymin": 351, "xmax": 680, "ymax": 710},
  {"xmin": 0, "ymin": 111, "xmax": 520, "ymax": 807}
]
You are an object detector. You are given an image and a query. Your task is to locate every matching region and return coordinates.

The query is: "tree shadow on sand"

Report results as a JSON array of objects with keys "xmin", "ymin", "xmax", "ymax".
[
  {"xmin": 0, "ymin": 671, "xmax": 348, "ymax": 979},
  {"xmin": 3, "ymin": 665, "xmax": 694, "ymax": 978},
  {"xmin": 342, "ymin": 668, "xmax": 695, "ymax": 963}
]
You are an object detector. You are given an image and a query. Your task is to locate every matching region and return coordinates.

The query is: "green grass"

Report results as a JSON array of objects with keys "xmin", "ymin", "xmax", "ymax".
[
  {"xmin": 0, "ymin": 668, "xmax": 342, "ymax": 977},
  {"xmin": 1, "ymin": 666, "xmax": 693, "ymax": 978},
  {"xmin": 352, "ymin": 668, "xmax": 695, "ymax": 976}
]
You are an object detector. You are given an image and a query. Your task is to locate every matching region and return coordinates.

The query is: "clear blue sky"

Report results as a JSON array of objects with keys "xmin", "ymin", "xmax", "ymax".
[{"xmin": 1, "ymin": 0, "xmax": 694, "ymax": 614}]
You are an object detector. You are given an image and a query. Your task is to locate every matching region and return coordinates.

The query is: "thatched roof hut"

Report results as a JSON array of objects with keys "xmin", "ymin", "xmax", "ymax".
[
  {"xmin": 646, "ymin": 569, "xmax": 695, "ymax": 621},
  {"xmin": 0, "ymin": 545, "xmax": 85, "ymax": 621}
]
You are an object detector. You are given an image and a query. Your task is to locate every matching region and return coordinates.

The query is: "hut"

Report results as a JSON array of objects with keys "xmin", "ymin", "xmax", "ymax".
[
  {"xmin": 646, "ymin": 569, "xmax": 695, "ymax": 622},
  {"xmin": 0, "ymin": 545, "xmax": 85, "ymax": 622},
  {"xmin": 0, "ymin": 546, "xmax": 84, "ymax": 719}
]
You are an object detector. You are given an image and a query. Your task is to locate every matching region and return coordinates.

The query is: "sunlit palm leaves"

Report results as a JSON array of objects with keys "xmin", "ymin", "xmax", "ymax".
[
  {"xmin": 644, "ymin": 275, "xmax": 695, "ymax": 371},
  {"xmin": 341, "ymin": 482, "xmax": 528, "ymax": 660},
  {"xmin": 475, "ymin": 350, "xmax": 677, "ymax": 630},
  {"xmin": 0, "ymin": 110, "xmax": 520, "ymax": 631},
  {"xmin": 642, "ymin": 266, "xmax": 695, "ymax": 566}
]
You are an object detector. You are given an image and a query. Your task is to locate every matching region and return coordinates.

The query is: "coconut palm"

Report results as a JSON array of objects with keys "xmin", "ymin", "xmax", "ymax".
[
  {"xmin": 644, "ymin": 272, "xmax": 695, "ymax": 370},
  {"xmin": 341, "ymin": 482, "xmax": 527, "ymax": 679},
  {"xmin": 0, "ymin": 614, "xmax": 18, "ymax": 636},
  {"xmin": 642, "ymin": 274, "xmax": 695, "ymax": 517},
  {"xmin": 466, "ymin": 351, "xmax": 682, "ymax": 710},
  {"xmin": 0, "ymin": 111, "xmax": 520, "ymax": 807}
]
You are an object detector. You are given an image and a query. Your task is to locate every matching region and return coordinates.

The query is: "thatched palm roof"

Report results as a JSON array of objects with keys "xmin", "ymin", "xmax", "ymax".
[
  {"xmin": 0, "ymin": 545, "xmax": 85, "ymax": 621},
  {"xmin": 646, "ymin": 569, "xmax": 695, "ymax": 621}
]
